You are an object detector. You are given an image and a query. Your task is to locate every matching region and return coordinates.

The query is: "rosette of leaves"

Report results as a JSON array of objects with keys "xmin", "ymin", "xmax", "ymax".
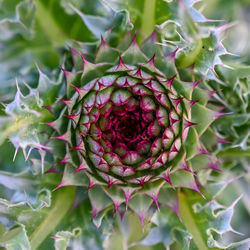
[
  {"xmin": 0, "ymin": 0, "xmax": 250, "ymax": 249},
  {"xmin": 46, "ymin": 30, "xmax": 223, "ymax": 228}
]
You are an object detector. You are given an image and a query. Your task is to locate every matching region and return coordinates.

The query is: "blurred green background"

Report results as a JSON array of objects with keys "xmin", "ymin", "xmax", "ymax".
[{"xmin": 0, "ymin": 0, "xmax": 249, "ymax": 249}]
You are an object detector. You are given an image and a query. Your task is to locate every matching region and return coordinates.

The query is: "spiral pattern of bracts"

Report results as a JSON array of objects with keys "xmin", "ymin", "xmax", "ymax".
[{"xmin": 45, "ymin": 32, "xmax": 223, "ymax": 225}]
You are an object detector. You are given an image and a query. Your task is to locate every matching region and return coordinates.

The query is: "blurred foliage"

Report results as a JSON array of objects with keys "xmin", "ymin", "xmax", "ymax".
[{"xmin": 0, "ymin": 0, "xmax": 249, "ymax": 249}]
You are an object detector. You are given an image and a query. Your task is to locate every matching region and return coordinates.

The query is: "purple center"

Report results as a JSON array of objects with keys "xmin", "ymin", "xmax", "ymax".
[{"xmin": 109, "ymin": 109, "xmax": 152, "ymax": 151}]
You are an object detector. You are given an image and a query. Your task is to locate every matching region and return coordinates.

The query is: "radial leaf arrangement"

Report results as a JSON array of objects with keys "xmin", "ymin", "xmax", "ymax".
[
  {"xmin": 46, "ymin": 30, "xmax": 222, "ymax": 227},
  {"xmin": 0, "ymin": 0, "xmax": 249, "ymax": 249}
]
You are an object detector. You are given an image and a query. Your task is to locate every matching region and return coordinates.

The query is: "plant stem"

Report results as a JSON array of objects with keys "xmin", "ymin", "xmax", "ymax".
[
  {"xmin": 179, "ymin": 190, "xmax": 208, "ymax": 250},
  {"xmin": 35, "ymin": 0, "xmax": 68, "ymax": 46},
  {"xmin": 141, "ymin": 0, "xmax": 156, "ymax": 40},
  {"xmin": 217, "ymin": 148, "xmax": 250, "ymax": 158},
  {"xmin": 30, "ymin": 187, "xmax": 75, "ymax": 249}
]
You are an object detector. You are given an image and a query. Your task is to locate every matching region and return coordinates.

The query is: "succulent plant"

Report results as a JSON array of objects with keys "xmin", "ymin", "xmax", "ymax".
[{"xmin": 0, "ymin": 0, "xmax": 249, "ymax": 249}]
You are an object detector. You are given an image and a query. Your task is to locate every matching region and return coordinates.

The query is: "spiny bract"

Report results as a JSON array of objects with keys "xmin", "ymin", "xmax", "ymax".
[
  {"xmin": 45, "ymin": 30, "xmax": 224, "ymax": 228},
  {"xmin": 1, "ymin": 0, "xmax": 249, "ymax": 249}
]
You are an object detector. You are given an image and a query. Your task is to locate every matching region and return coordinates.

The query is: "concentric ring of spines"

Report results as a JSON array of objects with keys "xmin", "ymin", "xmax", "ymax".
[
  {"xmin": 46, "ymin": 32, "xmax": 222, "ymax": 224},
  {"xmin": 57, "ymin": 55, "xmax": 191, "ymax": 184}
]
